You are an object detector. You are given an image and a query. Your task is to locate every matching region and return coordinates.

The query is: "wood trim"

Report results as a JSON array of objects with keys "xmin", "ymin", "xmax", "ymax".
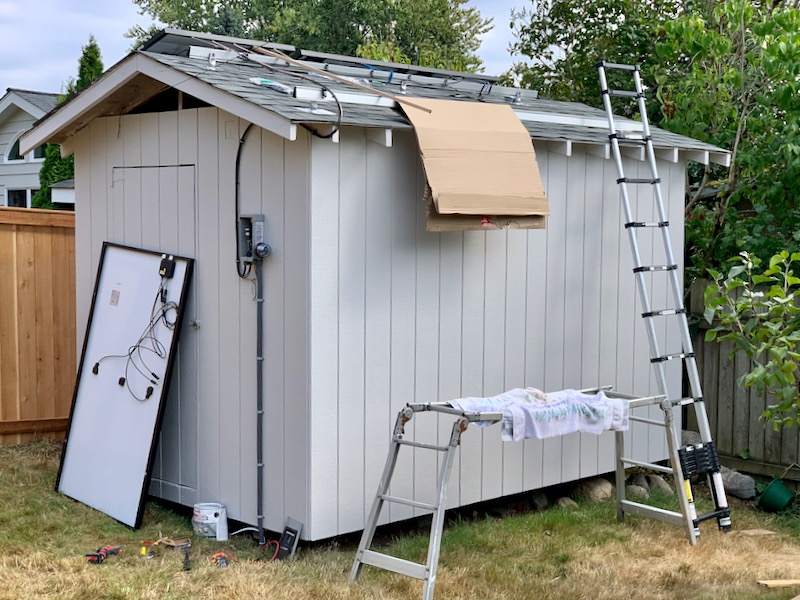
[
  {"xmin": 0, "ymin": 207, "xmax": 75, "ymax": 228},
  {"xmin": 0, "ymin": 418, "xmax": 68, "ymax": 435}
]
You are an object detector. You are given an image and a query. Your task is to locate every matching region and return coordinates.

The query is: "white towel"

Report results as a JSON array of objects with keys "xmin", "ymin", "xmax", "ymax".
[{"xmin": 449, "ymin": 388, "xmax": 629, "ymax": 442}]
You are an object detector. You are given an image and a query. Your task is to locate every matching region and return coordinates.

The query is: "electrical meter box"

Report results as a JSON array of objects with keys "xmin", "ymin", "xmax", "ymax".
[{"xmin": 237, "ymin": 215, "xmax": 265, "ymax": 263}]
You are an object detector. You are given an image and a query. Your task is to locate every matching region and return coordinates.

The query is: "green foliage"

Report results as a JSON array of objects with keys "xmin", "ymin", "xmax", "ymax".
[
  {"xmin": 129, "ymin": 0, "xmax": 491, "ymax": 71},
  {"xmin": 705, "ymin": 251, "xmax": 800, "ymax": 428},
  {"xmin": 511, "ymin": 0, "xmax": 800, "ymax": 280},
  {"xmin": 35, "ymin": 36, "xmax": 103, "ymax": 208}
]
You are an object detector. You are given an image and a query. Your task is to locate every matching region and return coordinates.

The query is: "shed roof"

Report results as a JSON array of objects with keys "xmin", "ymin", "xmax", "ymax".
[{"xmin": 20, "ymin": 29, "xmax": 729, "ymax": 167}]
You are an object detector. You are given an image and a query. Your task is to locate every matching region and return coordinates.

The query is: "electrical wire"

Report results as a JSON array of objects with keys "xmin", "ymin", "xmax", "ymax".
[
  {"xmin": 93, "ymin": 277, "xmax": 179, "ymax": 402},
  {"xmin": 235, "ymin": 123, "xmax": 255, "ymax": 279}
]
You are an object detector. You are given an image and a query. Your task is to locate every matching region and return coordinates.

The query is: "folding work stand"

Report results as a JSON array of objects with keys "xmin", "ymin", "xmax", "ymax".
[{"xmin": 350, "ymin": 388, "xmax": 666, "ymax": 600}]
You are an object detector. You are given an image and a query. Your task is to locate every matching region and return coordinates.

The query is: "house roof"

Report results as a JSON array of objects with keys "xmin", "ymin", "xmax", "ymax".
[
  {"xmin": 0, "ymin": 88, "xmax": 57, "ymax": 124},
  {"xmin": 20, "ymin": 29, "xmax": 729, "ymax": 167}
]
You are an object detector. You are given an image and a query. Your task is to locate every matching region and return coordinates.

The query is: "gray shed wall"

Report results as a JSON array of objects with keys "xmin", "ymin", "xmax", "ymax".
[{"xmin": 71, "ymin": 107, "xmax": 684, "ymax": 540}]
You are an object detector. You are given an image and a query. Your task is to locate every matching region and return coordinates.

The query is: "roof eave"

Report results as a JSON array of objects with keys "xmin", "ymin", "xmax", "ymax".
[{"xmin": 20, "ymin": 53, "xmax": 297, "ymax": 155}]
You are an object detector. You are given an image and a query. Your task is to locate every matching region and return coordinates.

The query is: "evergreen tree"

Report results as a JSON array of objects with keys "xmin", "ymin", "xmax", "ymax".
[{"xmin": 34, "ymin": 36, "xmax": 104, "ymax": 208}]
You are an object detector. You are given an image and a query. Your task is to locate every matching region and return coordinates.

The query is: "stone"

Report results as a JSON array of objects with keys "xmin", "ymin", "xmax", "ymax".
[
  {"xmin": 627, "ymin": 484, "xmax": 650, "ymax": 500},
  {"xmin": 629, "ymin": 472, "xmax": 649, "ymax": 490},
  {"xmin": 556, "ymin": 497, "xmax": 579, "ymax": 509},
  {"xmin": 646, "ymin": 474, "xmax": 675, "ymax": 496},
  {"xmin": 682, "ymin": 430, "xmax": 702, "ymax": 446},
  {"xmin": 578, "ymin": 477, "xmax": 614, "ymax": 501},
  {"xmin": 720, "ymin": 465, "xmax": 756, "ymax": 500},
  {"xmin": 530, "ymin": 491, "xmax": 549, "ymax": 510}
]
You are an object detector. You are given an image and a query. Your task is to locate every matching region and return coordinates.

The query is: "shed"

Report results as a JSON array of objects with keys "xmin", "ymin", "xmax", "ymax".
[{"xmin": 21, "ymin": 29, "xmax": 729, "ymax": 541}]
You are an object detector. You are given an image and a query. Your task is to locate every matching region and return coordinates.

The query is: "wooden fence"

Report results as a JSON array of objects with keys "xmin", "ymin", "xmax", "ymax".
[
  {"xmin": 0, "ymin": 208, "xmax": 75, "ymax": 444},
  {"xmin": 689, "ymin": 281, "xmax": 800, "ymax": 483}
]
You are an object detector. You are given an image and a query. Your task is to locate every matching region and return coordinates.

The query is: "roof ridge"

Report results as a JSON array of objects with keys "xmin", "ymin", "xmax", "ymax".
[{"xmin": 7, "ymin": 88, "xmax": 58, "ymax": 97}]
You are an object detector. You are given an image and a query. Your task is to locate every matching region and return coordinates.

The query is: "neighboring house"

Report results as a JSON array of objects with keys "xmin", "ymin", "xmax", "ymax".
[
  {"xmin": 21, "ymin": 29, "xmax": 729, "ymax": 540},
  {"xmin": 0, "ymin": 88, "xmax": 57, "ymax": 208}
]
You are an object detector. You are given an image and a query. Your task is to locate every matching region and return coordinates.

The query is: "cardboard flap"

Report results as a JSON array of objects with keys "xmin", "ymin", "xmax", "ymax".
[{"xmin": 402, "ymin": 98, "xmax": 549, "ymax": 217}]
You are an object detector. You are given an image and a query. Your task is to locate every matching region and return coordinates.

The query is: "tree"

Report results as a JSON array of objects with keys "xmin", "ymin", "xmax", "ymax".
[
  {"xmin": 33, "ymin": 36, "xmax": 104, "ymax": 209},
  {"xmin": 129, "ymin": 0, "xmax": 491, "ymax": 72},
  {"xmin": 510, "ymin": 0, "xmax": 800, "ymax": 280}
]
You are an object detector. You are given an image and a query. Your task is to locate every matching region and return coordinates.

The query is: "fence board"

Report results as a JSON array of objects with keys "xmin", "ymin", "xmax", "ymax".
[
  {"xmin": 0, "ymin": 208, "xmax": 75, "ymax": 444},
  {"xmin": 691, "ymin": 280, "xmax": 800, "ymax": 476}
]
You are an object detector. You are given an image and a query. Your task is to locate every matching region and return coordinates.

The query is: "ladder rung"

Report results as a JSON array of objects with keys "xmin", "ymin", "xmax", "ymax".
[
  {"xmin": 626, "ymin": 221, "xmax": 669, "ymax": 229},
  {"xmin": 598, "ymin": 61, "xmax": 639, "ymax": 72},
  {"xmin": 629, "ymin": 415, "xmax": 667, "ymax": 427},
  {"xmin": 606, "ymin": 89, "xmax": 643, "ymax": 98},
  {"xmin": 610, "ymin": 132, "xmax": 648, "ymax": 142},
  {"xmin": 633, "ymin": 264, "xmax": 677, "ymax": 273},
  {"xmin": 620, "ymin": 500, "xmax": 685, "ymax": 526},
  {"xmin": 671, "ymin": 396, "xmax": 698, "ymax": 407},
  {"xmin": 396, "ymin": 439, "xmax": 449, "ymax": 452},
  {"xmin": 617, "ymin": 177, "xmax": 660, "ymax": 185},
  {"xmin": 619, "ymin": 457, "xmax": 673, "ymax": 474},
  {"xmin": 695, "ymin": 508, "xmax": 731, "ymax": 526},
  {"xmin": 642, "ymin": 308, "xmax": 686, "ymax": 318},
  {"xmin": 651, "ymin": 352, "xmax": 694, "ymax": 363},
  {"xmin": 380, "ymin": 494, "xmax": 437, "ymax": 511},
  {"xmin": 359, "ymin": 550, "xmax": 429, "ymax": 580}
]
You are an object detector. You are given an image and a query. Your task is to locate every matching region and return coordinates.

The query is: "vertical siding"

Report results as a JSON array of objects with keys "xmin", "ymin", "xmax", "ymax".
[
  {"xmin": 75, "ymin": 108, "xmax": 311, "ymax": 532},
  {"xmin": 307, "ymin": 131, "xmax": 682, "ymax": 538}
]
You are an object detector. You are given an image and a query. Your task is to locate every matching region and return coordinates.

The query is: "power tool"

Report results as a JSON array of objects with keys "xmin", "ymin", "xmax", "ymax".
[{"xmin": 86, "ymin": 545, "xmax": 123, "ymax": 564}]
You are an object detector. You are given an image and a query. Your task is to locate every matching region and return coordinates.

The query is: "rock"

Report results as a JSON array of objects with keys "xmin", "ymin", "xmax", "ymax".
[
  {"xmin": 556, "ymin": 497, "xmax": 579, "ymax": 509},
  {"xmin": 629, "ymin": 472, "xmax": 649, "ymax": 490},
  {"xmin": 627, "ymin": 484, "xmax": 650, "ymax": 500},
  {"xmin": 578, "ymin": 477, "xmax": 614, "ymax": 501},
  {"xmin": 530, "ymin": 491, "xmax": 549, "ymax": 510},
  {"xmin": 682, "ymin": 430, "xmax": 702, "ymax": 446},
  {"xmin": 646, "ymin": 474, "xmax": 675, "ymax": 496},
  {"xmin": 721, "ymin": 465, "xmax": 756, "ymax": 500}
]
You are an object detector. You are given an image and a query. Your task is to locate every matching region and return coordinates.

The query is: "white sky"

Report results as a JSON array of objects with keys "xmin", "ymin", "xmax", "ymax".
[{"xmin": 0, "ymin": 0, "xmax": 525, "ymax": 94}]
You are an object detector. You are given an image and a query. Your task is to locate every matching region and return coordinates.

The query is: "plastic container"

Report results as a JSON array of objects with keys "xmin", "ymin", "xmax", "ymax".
[
  {"xmin": 192, "ymin": 503, "xmax": 229, "ymax": 541},
  {"xmin": 757, "ymin": 478, "xmax": 795, "ymax": 513}
]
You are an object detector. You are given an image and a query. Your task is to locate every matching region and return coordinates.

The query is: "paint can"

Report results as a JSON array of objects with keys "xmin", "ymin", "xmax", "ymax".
[{"xmin": 192, "ymin": 503, "xmax": 229, "ymax": 541}]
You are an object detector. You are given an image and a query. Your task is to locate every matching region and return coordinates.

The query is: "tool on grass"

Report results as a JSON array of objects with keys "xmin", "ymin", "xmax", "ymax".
[
  {"xmin": 140, "ymin": 533, "xmax": 192, "ymax": 569},
  {"xmin": 86, "ymin": 545, "xmax": 123, "ymax": 564},
  {"xmin": 211, "ymin": 552, "xmax": 234, "ymax": 568}
]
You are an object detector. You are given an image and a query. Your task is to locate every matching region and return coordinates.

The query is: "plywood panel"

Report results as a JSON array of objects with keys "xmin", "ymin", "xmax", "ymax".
[
  {"xmin": 542, "ymin": 151, "xmax": 567, "ymax": 487},
  {"xmin": 122, "ymin": 115, "xmax": 143, "ymax": 247},
  {"xmin": 363, "ymin": 138, "xmax": 395, "ymax": 523},
  {"xmin": 195, "ymin": 107, "xmax": 222, "ymax": 504},
  {"xmin": 579, "ymin": 153, "xmax": 604, "ymax": 477},
  {"xmin": 389, "ymin": 131, "xmax": 419, "ymax": 522},
  {"xmin": 216, "ymin": 111, "xmax": 243, "ymax": 518},
  {"xmin": 482, "ymin": 230, "xmax": 506, "ymax": 499},
  {"xmin": 308, "ymin": 136, "xmax": 341, "ymax": 538},
  {"xmin": 338, "ymin": 129, "xmax": 367, "ymax": 532},
  {"xmin": 281, "ymin": 130, "xmax": 311, "ymax": 532},
  {"xmin": 262, "ymin": 128, "xmax": 288, "ymax": 531},
  {"xmin": 437, "ymin": 230, "xmax": 464, "ymax": 508},
  {"xmin": 502, "ymin": 229, "xmax": 527, "ymax": 495},
  {"xmin": 413, "ymin": 148, "xmax": 440, "ymax": 515}
]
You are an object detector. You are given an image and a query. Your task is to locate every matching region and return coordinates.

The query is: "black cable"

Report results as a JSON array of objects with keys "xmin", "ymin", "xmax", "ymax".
[{"xmin": 235, "ymin": 123, "xmax": 255, "ymax": 279}]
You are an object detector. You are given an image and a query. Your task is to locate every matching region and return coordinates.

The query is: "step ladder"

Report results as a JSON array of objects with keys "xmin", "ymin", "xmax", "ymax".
[
  {"xmin": 597, "ymin": 61, "xmax": 732, "ymax": 544},
  {"xmin": 349, "ymin": 403, "xmax": 502, "ymax": 600}
]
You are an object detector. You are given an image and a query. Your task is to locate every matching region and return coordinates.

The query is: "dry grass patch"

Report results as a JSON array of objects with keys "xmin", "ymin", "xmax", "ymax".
[{"xmin": 3, "ymin": 440, "xmax": 800, "ymax": 599}]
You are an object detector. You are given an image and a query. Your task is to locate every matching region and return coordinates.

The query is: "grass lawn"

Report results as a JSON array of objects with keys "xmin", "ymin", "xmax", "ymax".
[{"xmin": 3, "ymin": 440, "xmax": 800, "ymax": 600}]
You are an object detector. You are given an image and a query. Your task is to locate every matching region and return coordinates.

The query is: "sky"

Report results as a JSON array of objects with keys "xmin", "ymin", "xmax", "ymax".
[{"xmin": 0, "ymin": 0, "xmax": 526, "ymax": 94}]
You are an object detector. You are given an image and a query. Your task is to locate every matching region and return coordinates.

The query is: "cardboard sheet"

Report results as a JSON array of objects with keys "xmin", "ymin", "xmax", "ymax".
[{"xmin": 401, "ymin": 97, "xmax": 550, "ymax": 224}]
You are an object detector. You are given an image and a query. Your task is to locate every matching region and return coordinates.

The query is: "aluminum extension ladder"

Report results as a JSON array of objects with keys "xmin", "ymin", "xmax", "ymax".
[
  {"xmin": 349, "ymin": 403, "xmax": 502, "ymax": 600},
  {"xmin": 597, "ymin": 61, "xmax": 732, "ymax": 543}
]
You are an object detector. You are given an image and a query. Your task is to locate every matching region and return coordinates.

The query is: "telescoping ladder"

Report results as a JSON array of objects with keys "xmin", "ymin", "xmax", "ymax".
[{"xmin": 597, "ymin": 61, "xmax": 732, "ymax": 543}]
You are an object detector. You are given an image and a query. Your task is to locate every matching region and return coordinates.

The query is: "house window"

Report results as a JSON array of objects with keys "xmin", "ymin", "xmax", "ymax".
[
  {"xmin": 4, "ymin": 131, "xmax": 43, "ymax": 163},
  {"xmin": 7, "ymin": 189, "xmax": 28, "ymax": 207},
  {"xmin": 6, "ymin": 138, "xmax": 22, "ymax": 161}
]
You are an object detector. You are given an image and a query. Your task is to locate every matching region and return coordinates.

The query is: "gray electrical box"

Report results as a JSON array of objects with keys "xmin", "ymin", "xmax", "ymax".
[{"xmin": 237, "ymin": 214, "xmax": 265, "ymax": 263}]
